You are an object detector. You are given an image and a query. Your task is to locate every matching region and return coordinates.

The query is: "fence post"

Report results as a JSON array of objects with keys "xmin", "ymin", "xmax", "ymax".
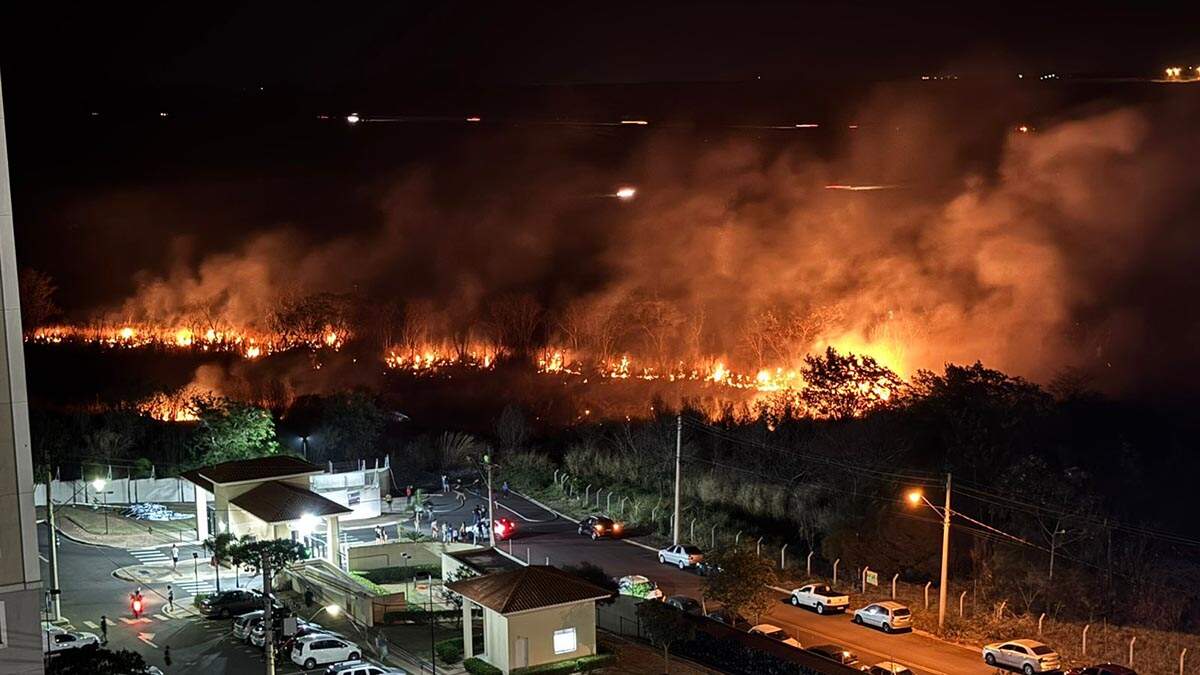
[
  {"xmin": 862, "ymin": 566, "xmax": 869, "ymax": 594},
  {"xmin": 1082, "ymin": 624, "xmax": 1089, "ymax": 656},
  {"xmin": 1038, "ymin": 613, "xmax": 1046, "ymax": 636},
  {"xmin": 756, "ymin": 536, "xmax": 763, "ymax": 557},
  {"xmin": 690, "ymin": 519, "xmax": 695, "ymax": 543},
  {"xmin": 711, "ymin": 524, "xmax": 717, "ymax": 549},
  {"xmin": 997, "ymin": 599, "xmax": 1007, "ymax": 617},
  {"xmin": 651, "ymin": 505, "xmax": 659, "ymax": 523},
  {"xmin": 1129, "ymin": 636, "xmax": 1136, "ymax": 667},
  {"xmin": 585, "ymin": 484, "xmax": 591, "ymax": 504},
  {"xmin": 959, "ymin": 590, "xmax": 967, "ymax": 616},
  {"xmin": 527, "ymin": 547, "xmax": 531, "ymax": 565},
  {"xmin": 807, "ymin": 551, "xmax": 814, "ymax": 576},
  {"xmin": 633, "ymin": 503, "xmax": 640, "ymax": 520},
  {"xmin": 924, "ymin": 581, "xmax": 931, "ymax": 609},
  {"xmin": 833, "ymin": 559, "xmax": 840, "ymax": 586},
  {"xmin": 735, "ymin": 531, "xmax": 742, "ymax": 547},
  {"xmin": 891, "ymin": 573, "xmax": 898, "ymax": 599},
  {"xmin": 620, "ymin": 496, "xmax": 628, "ymax": 515},
  {"xmin": 554, "ymin": 470, "xmax": 560, "ymax": 484},
  {"xmin": 781, "ymin": 544, "xmax": 788, "ymax": 569},
  {"xmin": 607, "ymin": 492, "xmax": 612, "ymax": 513},
  {"xmin": 1180, "ymin": 647, "xmax": 1187, "ymax": 675}
]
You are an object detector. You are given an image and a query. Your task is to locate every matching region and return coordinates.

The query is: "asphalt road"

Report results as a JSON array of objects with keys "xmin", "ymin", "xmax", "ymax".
[{"xmin": 462, "ymin": 491, "xmax": 995, "ymax": 675}]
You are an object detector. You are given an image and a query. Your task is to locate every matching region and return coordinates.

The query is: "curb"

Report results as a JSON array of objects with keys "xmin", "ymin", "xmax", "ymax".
[{"xmin": 512, "ymin": 490, "xmax": 659, "ymax": 552}]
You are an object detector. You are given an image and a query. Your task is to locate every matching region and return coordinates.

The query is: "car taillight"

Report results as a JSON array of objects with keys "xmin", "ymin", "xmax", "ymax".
[
  {"xmin": 594, "ymin": 524, "xmax": 604, "ymax": 531},
  {"xmin": 613, "ymin": 523, "xmax": 623, "ymax": 532}
]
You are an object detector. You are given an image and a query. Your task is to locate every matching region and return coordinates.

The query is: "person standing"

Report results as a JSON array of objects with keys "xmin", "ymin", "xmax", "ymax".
[
  {"xmin": 405, "ymin": 485, "xmax": 413, "ymax": 505},
  {"xmin": 99, "ymin": 615, "xmax": 108, "ymax": 645},
  {"xmin": 441, "ymin": 474, "xmax": 449, "ymax": 493},
  {"xmin": 384, "ymin": 493, "xmax": 393, "ymax": 512},
  {"xmin": 171, "ymin": 543, "xmax": 179, "ymax": 572},
  {"xmin": 167, "ymin": 585, "xmax": 174, "ymax": 612},
  {"xmin": 502, "ymin": 481, "xmax": 510, "ymax": 499}
]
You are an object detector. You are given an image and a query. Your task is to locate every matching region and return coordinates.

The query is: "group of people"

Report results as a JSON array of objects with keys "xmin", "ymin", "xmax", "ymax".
[
  {"xmin": 430, "ymin": 519, "xmax": 487, "ymax": 544},
  {"xmin": 372, "ymin": 524, "xmax": 391, "ymax": 543}
]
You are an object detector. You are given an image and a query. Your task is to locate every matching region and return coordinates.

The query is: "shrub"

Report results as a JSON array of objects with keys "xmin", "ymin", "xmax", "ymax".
[
  {"xmin": 381, "ymin": 608, "xmax": 460, "ymax": 625},
  {"xmin": 192, "ymin": 593, "xmax": 208, "ymax": 607},
  {"xmin": 358, "ymin": 564, "xmax": 440, "ymax": 584},
  {"xmin": 502, "ymin": 451, "xmax": 557, "ymax": 490},
  {"xmin": 463, "ymin": 657, "xmax": 503, "ymax": 675},
  {"xmin": 347, "ymin": 572, "xmax": 388, "ymax": 596},
  {"xmin": 434, "ymin": 637, "xmax": 463, "ymax": 664},
  {"xmin": 512, "ymin": 653, "xmax": 615, "ymax": 673}
]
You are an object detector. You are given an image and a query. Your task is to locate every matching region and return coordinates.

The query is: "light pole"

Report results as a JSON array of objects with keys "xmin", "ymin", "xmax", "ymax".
[
  {"xmin": 300, "ymin": 435, "xmax": 309, "ymax": 461},
  {"xmin": 672, "ymin": 415, "xmax": 682, "ymax": 545},
  {"xmin": 1049, "ymin": 528, "xmax": 1067, "ymax": 580},
  {"xmin": 92, "ymin": 478, "xmax": 109, "ymax": 535},
  {"xmin": 45, "ymin": 470, "xmax": 62, "ymax": 621},
  {"xmin": 906, "ymin": 473, "xmax": 952, "ymax": 629},
  {"xmin": 484, "ymin": 453, "xmax": 495, "ymax": 548}
]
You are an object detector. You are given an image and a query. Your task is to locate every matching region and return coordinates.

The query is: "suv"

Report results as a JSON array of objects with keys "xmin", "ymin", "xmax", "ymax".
[
  {"xmin": 852, "ymin": 601, "xmax": 912, "ymax": 632},
  {"xmin": 578, "ymin": 515, "xmax": 622, "ymax": 540},
  {"xmin": 199, "ymin": 589, "xmax": 265, "ymax": 619},
  {"xmin": 291, "ymin": 635, "xmax": 362, "ymax": 670}
]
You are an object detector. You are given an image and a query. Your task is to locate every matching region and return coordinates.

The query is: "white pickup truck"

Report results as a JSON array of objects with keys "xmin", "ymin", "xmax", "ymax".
[{"xmin": 789, "ymin": 583, "xmax": 850, "ymax": 614}]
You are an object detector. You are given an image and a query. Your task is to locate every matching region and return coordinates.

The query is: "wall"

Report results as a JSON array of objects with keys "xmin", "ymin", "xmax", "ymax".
[
  {"xmin": 34, "ymin": 477, "xmax": 195, "ymax": 507},
  {"xmin": 350, "ymin": 542, "xmax": 475, "ymax": 571},
  {"xmin": 505, "ymin": 602, "xmax": 597, "ymax": 671},
  {"xmin": 485, "ymin": 608, "xmax": 510, "ymax": 673}
]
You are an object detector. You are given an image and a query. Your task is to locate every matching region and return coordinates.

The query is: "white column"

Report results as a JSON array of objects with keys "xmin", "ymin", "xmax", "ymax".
[
  {"xmin": 195, "ymin": 487, "xmax": 208, "ymax": 542},
  {"xmin": 462, "ymin": 599, "xmax": 474, "ymax": 658},
  {"xmin": 325, "ymin": 516, "xmax": 340, "ymax": 565}
]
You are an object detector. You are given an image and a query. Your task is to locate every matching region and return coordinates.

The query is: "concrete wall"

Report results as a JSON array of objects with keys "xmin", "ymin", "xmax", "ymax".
[
  {"xmin": 504, "ymin": 602, "xmax": 597, "ymax": 672},
  {"xmin": 0, "ymin": 69, "xmax": 45, "ymax": 675},
  {"xmin": 310, "ymin": 468, "xmax": 383, "ymax": 521},
  {"xmin": 485, "ymin": 608, "xmax": 510, "ymax": 673},
  {"xmin": 350, "ymin": 542, "xmax": 474, "ymax": 571}
]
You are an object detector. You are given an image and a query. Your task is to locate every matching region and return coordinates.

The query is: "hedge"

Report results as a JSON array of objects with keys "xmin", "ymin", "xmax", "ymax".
[
  {"xmin": 381, "ymin": 608, "xmax": 461, "ymax": 625},
  {"xmin": 511, "ymin": 652, "xmax": 615, "ymax": 674},
  {"xmin": 358, "ymin": 564, "xmax": 440, "ymax": 584},
  {"xmin": 434, "ymin": 637, "xmax": 463, "ymax": 664},
  {"xmin": 463, "ymin": 658, "xmax": 503, "ymax": 675},
  {"xmin": 192, "ymin": 593, "xmax": 209, "ymax": 607},
  {"xmin": 347, "ymin": 572, "xmax": 389, "ymax": 596}
]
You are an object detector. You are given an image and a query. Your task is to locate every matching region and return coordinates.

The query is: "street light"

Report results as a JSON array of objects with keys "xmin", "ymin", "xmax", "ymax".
[
  {"xmin": 92, "ymin": 478, "xmax": 109, "ymax": 535},
  {"xmin": 299, "ymin": 435, "xmax": 310, "ymax": 461},
  {"xmin": 346, "ymin": 113, "xmax": 361, "ymax": 124},
  {"xmin": 904, "ymin": 475, "xmax": 952, "ymax": 629},
  {"xmin": 614, "ymin": 186, "xmax": 637, "ymax": 200}
]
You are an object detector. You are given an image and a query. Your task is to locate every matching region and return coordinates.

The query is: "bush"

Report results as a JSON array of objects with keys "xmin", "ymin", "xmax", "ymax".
[
  {"xmin": 381, "ymin": 608, "xmax": 460, "ymax": 625},
  {"xmin": 502, "ymin": 451, "xmax": 557, "ymax": 490},
  {"xmin": 512, "ymin": 653, "xmax": 615, "ymax": 674},
  {"xmin": 434, "ymin": 637, "xmax": 464, "ymax": 664},
  {"xmin": 463, "ymin": 657, "xmax": 503, "ymax": 675},
  {"xmin": 358, "ymin": 564, "xmax": 440, "ymax": 584},
  {"xmin": 347, "ymin": 572, "xmax": 388, "ymax": 596},
  {"xmin": 192, "ymin": 593, "xmax": 209, "ymax": 607}
]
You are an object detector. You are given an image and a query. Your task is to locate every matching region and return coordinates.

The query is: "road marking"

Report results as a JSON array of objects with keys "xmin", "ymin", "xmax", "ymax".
[
  {"xmin": 119, "ymin": 617, "xmax": 152, "ymax": 625},
  {"xmin": 39, "ymin": 555, "xmax": 49, "ymax": 563},
  {"xmin": 137, "ymin": 631, "xmax": 158, "ymax": 649},
  {"xmin": 153, "ymin": 613, "xmax": 169, "ymax": 621},
  {"xmin": 82, "ymin": 621, "xmax": 99, "ymax": 629}
]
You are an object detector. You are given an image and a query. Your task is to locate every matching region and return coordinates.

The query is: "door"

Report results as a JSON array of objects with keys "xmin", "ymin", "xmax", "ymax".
[{"xmin": 514, "ymin": 637, "xmax": 529, "ymax": 669}]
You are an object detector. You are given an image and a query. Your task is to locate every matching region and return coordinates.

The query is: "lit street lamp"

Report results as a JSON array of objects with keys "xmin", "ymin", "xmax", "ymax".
[
  {"xmin": 300, "ymin": 435, "xmax": 310, "ymax": 461},
  {"xmin": 905, "ymin": 474, "xmax": 952, "ymax": 629},
  {"xmin": 92, "ymin": 478, "xmax": 109, "ymax": 535}
]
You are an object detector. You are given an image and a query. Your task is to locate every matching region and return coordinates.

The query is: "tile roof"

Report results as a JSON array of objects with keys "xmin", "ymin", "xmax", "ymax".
[
  {"xmin": 445, "ymin": 565, "xmax": 612, "ymax": 615},
  {"xmin": 181, "ymin": 456, "xmax": 320, "ymax": 492},
  {"xmin": 229, "ymin": 480, "xmax": 352, "ymax": 524}
]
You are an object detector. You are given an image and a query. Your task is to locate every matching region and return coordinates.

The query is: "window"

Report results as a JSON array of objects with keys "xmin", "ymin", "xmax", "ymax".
[
  {"xmin": 348, "ymin": 491, "xmax": 361, "ymax": 506},
  {"xmin": 553, "ymin": 628, "xmax": 577, "ymax": 655}
]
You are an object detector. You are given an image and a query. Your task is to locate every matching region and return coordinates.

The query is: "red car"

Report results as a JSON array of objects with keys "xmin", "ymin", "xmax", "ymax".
[{"xmin": 493, "ymin": 518, "xmax": 516, "ymax": 540}]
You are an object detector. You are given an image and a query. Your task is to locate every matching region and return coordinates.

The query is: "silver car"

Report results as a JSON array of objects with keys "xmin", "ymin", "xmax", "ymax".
[
  {"xmin": 852, "ymin": 601, "xmax": 912, "ymax": 633},
  {"xmin": 658, "ymin": 544, "xmax": 704, "ymax": 569},
  {"xmin": 983, "ymin": 639, "xmax": 1062, "ymax": 674}
]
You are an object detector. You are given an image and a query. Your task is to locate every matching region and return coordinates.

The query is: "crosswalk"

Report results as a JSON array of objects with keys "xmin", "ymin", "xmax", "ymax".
[
  {"xmin": 129, "ymin": 548, "xmax": 174, "ymax": 566},
  {"xmin": 174, "ymin": 580, "xmax": 217, "ymax": 596}
]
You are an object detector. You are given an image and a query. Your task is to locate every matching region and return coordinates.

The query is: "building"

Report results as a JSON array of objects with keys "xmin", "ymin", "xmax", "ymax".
[
  {"xmin": 0, "ymin": 69, "xmax": 45, "ymax": 674},
  {"xmin": 181, "ymin": 456, "xmax": 352, "ymax": 564},
  {"xmin": 446, "ymin": 565, "xmax": 611, "ymax": 674}
]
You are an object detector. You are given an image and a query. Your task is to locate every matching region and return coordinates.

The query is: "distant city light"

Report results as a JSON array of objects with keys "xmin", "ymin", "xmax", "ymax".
[
  {"xmin": 1017, "ymin": 125, "xmax": 1031, "ymax": 133},
  {"xmin": 615, "ymin": 187, "xmax": 637, "ymax": 200},
  {"xmin": 159, "ymin": 112, "xmax": 168, "ymax": 117},
  {"xmin": 620, "ymin": 119, "xmax": 649, "ymax": 125},
  {"xmin": 794, "ymin": 123, "xmax": 819, "ymax": 128},
  {"xmin": 466, "ymin": 116, "xmax": 482, "ymax": 122},
  {"xmin": 346, "ymin": 113, "xmax": 361, "ymax": 124}
]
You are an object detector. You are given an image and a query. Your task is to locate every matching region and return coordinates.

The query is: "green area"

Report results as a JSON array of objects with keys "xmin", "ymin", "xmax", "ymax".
[
  {"xmin": 434, "ymin": 637, "xmax": 464, "ymax": 664},
  {"xmin": 511, "ymin": 653, "xmax": 615, "ymax": 674},
  {"xmin": 462, "ymin": 658, "xmax": 502, "ymax": 675},
  {"xmin": 357, "ymin": 564, "xmax": 440, "ymax": 584},
  {"xmin": 347, "ymin": 571, "xmax": 389, "ymax": 596}
]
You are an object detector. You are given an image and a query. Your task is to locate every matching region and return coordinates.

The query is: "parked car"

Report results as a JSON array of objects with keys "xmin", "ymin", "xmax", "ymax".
[
  {"xmin": 860, "ymin": 661, "xmax": 914, "ymax": 675},
  {"xmin": 291, "ymin": 635, "xmax": 362, "ymax": 670},
  {"xmin": 616, "ymin": 575, "xmax": 663, "ymax": 600},
  {"xmin": 199, "ymin": 589, "xmax": 265, "ymax": 619},
  {"xmin": 1065, "ymin": 665, "xmax": 1137, "ymax": 675},
  {"xmin": 43, "ymin": 629, "xmax": 99, "ymax": 653},
  {"xmin": 279, "ymin": 624, "xmax": 335, "ymax": 657},
  {"xmin": 665, "ymin": 595, "xmax": 703, "ymax": 615},
  {"xmin": 233, "ymin": 610, "xmax": 266, "ymax": 641},
  {"xmin": 749, "ymin": 624, "xmax": 802, "ymax": 649},
  {"xmin": 695, "ymin": 560, "xmax": 723, "ymax": 576},
  {"xmin": 807, "ymin": 644, "xmax": 859, "ymax": 666},
  {"xmin": 658, "ymin": 544, "xmax": 704, "ymax": 569},
  {"xmin": 982, "ymin": 639, "xmax": 1062, "ymax": 674},
  {"xmin": 789, "ymin": 583, "xmax": 850, "ymax": 614},
  {"xmin": 492, "ymin": 517, "xmax": 517, "ymax": 541},
  {"xmin": 578, "ymin": 515, "xmax": 622, "ymax": 540},
  {"xmin": 325, "ymin": 660, "xmax": 408, "ymax": 675},
  {"xmin": 852, "ymin": 601, "xmax": 912, "ymax": 633},
  {"xmin": 705, "ymin": 607, "xmax": 750, "ymax": 630}
]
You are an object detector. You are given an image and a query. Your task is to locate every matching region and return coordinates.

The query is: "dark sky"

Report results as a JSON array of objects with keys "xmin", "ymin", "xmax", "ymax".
[{"xmin": 4, "ymin": 2, "xmax": 1200, "ymax": 103}]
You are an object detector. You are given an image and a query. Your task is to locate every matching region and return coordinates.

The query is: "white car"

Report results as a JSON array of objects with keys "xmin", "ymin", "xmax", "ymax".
[
  {"xmin": 789, "ymin": 583, "xmax": 850, "ymax": 614},
  {"xmin": 860, "ymin": 661, "xmax": 914, "ymax": 675},
  {"xmin": 749, "ymin": 623, "xmax": 802, "ymax": 649},
  {"xmin": 43, "ymin": 629, "xmax": 99, "ymax": 653},
  {"xmin": 657, "ymin": 544, "xmax": 704, "ymax": 569},
  {"xmin": 324, "ymin": 660, "xmax": 408, "ymax": 675},
  {"xmin": 233, "ymin": 610, "xmax": 265, "ymax": 641},
  {"xmin": 291, "ymin": 635, "xmax": 362, "ymax": 670},
  {"xmin": 852, "ymin": 601, "xmax": 912, "ymax": 632},
  {"xmin": 616, "ymin": 575, "xmax": 664, "ymax": 600},
  {"xmin": 983, "ymin": 639, "xmax": 1062, "ymax": 674}
]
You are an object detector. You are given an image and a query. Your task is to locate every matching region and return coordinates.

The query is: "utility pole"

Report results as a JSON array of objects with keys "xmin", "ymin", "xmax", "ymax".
[
  {"xmin": 1049, "ymin": 528, "xmax": 1066, "ymax": 581},
  {"xmin": 45, "ymin": 470, "xmax": 61, "ymax": 621},
  {"xmin": 673, "ymin": 415, "xmax": 682, "ymax": 545},
  {"xmin": 262, "ymin": 553, "xmax": 275, "ymax": 675},
  {"xmin": 485, "ymin": 453, "xmax": 495, "ymax": 548},
  {"xmin": 937, "ymin": 472, "xmax": 951, "ymax": 629}
]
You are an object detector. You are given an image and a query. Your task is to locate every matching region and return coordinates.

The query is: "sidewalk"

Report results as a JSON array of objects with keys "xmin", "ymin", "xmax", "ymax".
[{"xmin": 47, "ymin": 505, "xmax": 197, "ymax": 548}]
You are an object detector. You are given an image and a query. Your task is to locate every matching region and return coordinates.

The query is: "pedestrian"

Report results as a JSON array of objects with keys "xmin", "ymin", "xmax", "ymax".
[
  {"xmin": 100, "ymin": 615, "xmax": 108, "ymax": 645},
  {"xmin": 405, "ymin": 485, "xmax": 413, "ymax": 505},
  {"xmin": 441, "ymin": 474, "xmax": 449, "ymax": 493},
  {"xmin": 167, "ymin": 585, "xmax": 174, "ymax": 612},
  {"xmin": 456, "ymin": 490, "xmax": 466, "ymax": 507},
  {"xmin": 164, "ymin": 645, "xmax": 172, "ymax": 668},
  {"xmin": 381, "ymin": 526, "xmax": 389, "ymax": 543},
  {"xmin": 171, "ymin": 543, "xmax": 179, "ymax": 572},
  {"xmin": 304, "ymin": 589, "xmax": 314, "ymax": 608},
  {"xmin": 502, "ymin": 481, "xmax": 510, "ymax": 499},
  {"xmin": 431, "ymin": 520, "xmax": 439, "ymax": 540},
  {"xmin": 384, "ymin": 493, "xmax": 393, "ymax": 512}
]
